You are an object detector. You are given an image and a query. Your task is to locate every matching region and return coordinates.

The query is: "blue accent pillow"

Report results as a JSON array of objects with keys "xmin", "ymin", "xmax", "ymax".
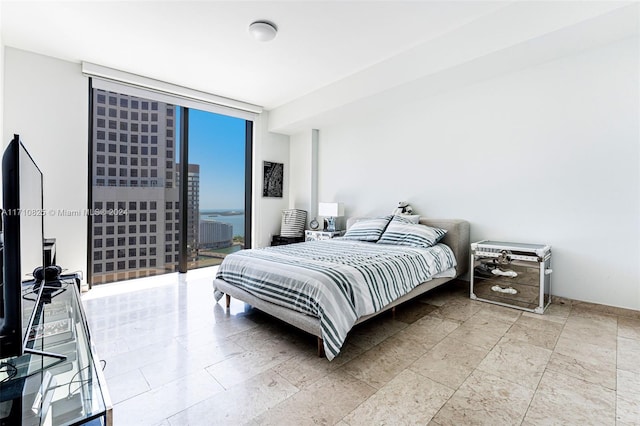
[
  {"xmin": 341, "ymin": 215, "xmax": 392, "ymax": 242},
  {"xmin": 377, "ymin": 221, "xmax": 447, "ymax": 248}
]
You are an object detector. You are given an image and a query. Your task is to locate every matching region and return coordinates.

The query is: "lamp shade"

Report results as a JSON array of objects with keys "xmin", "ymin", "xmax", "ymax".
[{"xmin": 318, "ymin": 202, "xmax": 344, "ymax": 217}]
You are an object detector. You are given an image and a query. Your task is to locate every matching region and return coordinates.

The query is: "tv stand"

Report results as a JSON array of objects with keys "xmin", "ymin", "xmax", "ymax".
[{"xmin": 0, "ymin": 277, "xmax": 112, "ymax": 425}]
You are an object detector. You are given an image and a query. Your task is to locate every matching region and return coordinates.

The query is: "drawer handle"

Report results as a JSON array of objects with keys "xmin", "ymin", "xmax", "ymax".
[
  {"xmin": 491, "ymin": 285, "xmax": 518, "ymax": 294},
  {"xmin": 545, "ymin": 268, "xmax": 553, "ymax": 275},
  {"xmin": 491, "ymin": 268, "xmax": 518, "ymax": 278}
]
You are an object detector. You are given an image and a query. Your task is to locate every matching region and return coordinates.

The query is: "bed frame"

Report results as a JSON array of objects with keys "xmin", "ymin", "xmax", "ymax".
[{"xmin": 213, "ymin": 218, "xmax": 470, "ymax": 358}]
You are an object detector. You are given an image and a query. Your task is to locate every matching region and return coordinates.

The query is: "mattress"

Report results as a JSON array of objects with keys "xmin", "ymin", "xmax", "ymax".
[{"xmin": 214, "ymin": 239, "xmax": 457, "ymax": 360}]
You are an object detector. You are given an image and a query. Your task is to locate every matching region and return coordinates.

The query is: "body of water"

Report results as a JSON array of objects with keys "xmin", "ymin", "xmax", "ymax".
[{"xmin": 199, "ymin": 209, "xmax": 245, "ymax": 237}]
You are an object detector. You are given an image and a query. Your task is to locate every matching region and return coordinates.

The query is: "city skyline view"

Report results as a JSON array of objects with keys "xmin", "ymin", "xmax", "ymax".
[
  {"xmin": 90, "ymin": 89, "xmax": 248, "ymax": 284},
  {"xmin": 176, "ymin": 108, "xmax": 246, "ymax": 210}
]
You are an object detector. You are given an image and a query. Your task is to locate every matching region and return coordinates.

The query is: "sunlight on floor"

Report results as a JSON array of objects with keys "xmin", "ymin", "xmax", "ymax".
[{"xmin": 81, "ymin": 266, "xmax": 219, "ymax": 301}]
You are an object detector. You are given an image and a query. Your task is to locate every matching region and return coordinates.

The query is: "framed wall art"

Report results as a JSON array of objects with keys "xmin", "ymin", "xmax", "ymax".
[{"xmin": 263, "ymin": 161, "xmax": 283, "ymax": 198}]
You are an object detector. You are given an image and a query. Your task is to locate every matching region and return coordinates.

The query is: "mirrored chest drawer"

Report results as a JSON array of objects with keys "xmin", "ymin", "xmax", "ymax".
[{"xmin": 470, "ymin": 240, "xmax": 552, "ymax": 314}]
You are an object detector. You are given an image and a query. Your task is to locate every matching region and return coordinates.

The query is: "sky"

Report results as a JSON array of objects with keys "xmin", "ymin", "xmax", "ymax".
[{"xmin": 176, "ymin": 108, "xmax": 246, "ymax": 210}]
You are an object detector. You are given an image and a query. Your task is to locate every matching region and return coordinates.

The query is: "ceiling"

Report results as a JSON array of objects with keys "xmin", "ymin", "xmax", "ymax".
[
  {"xmin": 1, "ymin": 1, "xmax": 508, "ymax": 109},
  {"xmin": 1, "ymin": 1, "xmax": 637, "ymax": 130}
]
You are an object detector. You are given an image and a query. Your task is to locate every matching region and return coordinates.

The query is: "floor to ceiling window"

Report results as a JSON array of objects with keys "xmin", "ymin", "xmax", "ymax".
[
  {"xmin": 88, "ymin": 85, "xmax": 252, "ymax": 286},
  {"xmin": 180, "ymin": 108, "xmax": 249, "ymax": 270}
]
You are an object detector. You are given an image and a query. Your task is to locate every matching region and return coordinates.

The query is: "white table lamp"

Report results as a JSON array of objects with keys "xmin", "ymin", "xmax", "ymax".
[{"xmin": 318, "ymin": 202, "xmax": 344, "ymax": 232}]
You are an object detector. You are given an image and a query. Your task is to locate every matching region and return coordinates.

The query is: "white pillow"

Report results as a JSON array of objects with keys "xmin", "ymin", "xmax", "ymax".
[
  {"xmin": 392, "ymin": 214, "xmax": 420, "ymax": 224},
  {"xmin": 377, "ymin": 221, "xmax": 447, "ymax": 248},
  {"xmin": 341, "ymin": 215, "xmax": 392, "ymax": 242}
]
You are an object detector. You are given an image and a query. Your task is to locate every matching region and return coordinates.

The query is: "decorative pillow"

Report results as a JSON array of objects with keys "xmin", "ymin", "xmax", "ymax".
[
  {"xmin": 341, "ymin": 215, "xmax": 393, "ymax": 242},
  {"xmin": 392, "ymin": 214, "xmax": 420, "ymax": 224},
  {"xmin": 377, "ymin": 221, "xmax": 447, "ymax": 248}
]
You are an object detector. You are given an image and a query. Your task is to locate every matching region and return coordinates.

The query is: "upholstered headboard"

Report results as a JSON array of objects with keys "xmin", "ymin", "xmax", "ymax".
[{"xmin": 346, "ymin": 217, "xmax": 470, "ymax": 278}]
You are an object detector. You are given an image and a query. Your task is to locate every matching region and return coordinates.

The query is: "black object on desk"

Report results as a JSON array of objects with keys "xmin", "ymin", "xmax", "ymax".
[
  {"xmin": 44, "ymin": 238, "xmax": 56, "ymax": 268},
  {"xmin": 271, "ymin": 235, "xmax": 304, "ymax": 246}
]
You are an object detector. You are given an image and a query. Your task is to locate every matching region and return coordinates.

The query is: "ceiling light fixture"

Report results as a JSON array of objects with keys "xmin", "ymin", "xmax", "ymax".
[{"xmin": 249, "ymin": 20, "xmax": 278, "ymax": 42}]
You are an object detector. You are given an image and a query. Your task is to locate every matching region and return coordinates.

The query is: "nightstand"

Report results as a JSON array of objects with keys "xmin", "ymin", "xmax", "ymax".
[
  {"xmin": 304, "ymin": 230, "xmax": 345, "ymax": 241},
  {"xmin": 470, "ymin": 240, "xmax": 552, "ymax": 314}
]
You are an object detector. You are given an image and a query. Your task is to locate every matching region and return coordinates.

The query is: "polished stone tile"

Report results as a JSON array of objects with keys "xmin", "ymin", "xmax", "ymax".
[
  {"xmin": 410, "ymin": 337, "xmax": 489, "ymax": 389},
  {"xmin": 81, "ymin": 267, "xmax": 640, "ymax": 424},
  {"xmin": 205, "ymin": 344, "xmax": 297, "ymax": 389},
  {"xmin": 617, "ymin": 395, "xmax": 640, "ymax": 425},
  {"xmin": 504, "ymin": 314, "xmax": 563, "ymax": 350},
  {"xmin": 340, "ymin": 344, "xmax": 414, "ymax": 389},
  {"xmin": 253, "ymin": 372, "xmax": 376, "ymax": 425},
  {"xmin": 343, "ymin": 369, "xmax": 454, "ymax": 425},
  {"xmin": 113, "ymin": 370, "xmax": 225, "ymax": 425},
  {"xmin": 227, "ymin": 319, "xmax": 314, "ymax": 353},
  {"xmin": 618, "ymin": 369, "xmax": 640, "ymax": 396},
  {"xmin": 447, "ymin": 313, "xmax": 513, "ymax": 350},
  {"xmin": 140, "ymin": 351, "xmax": 221, "ymax": 389},
  {"xmin": 433, "ymin": 369, "xmax": 535, "ymax": 425},
  {"xmin": 430, "ymin": 299, "xmax": 483, "ymax": 322},
  {"xmin": 173, "ymin": 315, "xmax": 260, "ymax": 346},
  {"xmin": 402, "ymin": 314, "xmax": 461, "ymax": 347},
  {"xmin": 271, "ymin": 342, "xmax": 363, "ymax": 389},
  {"xmin": 102, "ymin": 339, "xmax": 191, "ymax": 379},
  {"xmin": 617, "ymin": 369, "xmax": 640, "ymax": 424},
  {"xmin": 522, "ymin": 302, "xmax": 570, "ymax": 324},
  {"xmin": 166, "ymin": 370, "xmax": 299, "ymax": 426},
  {"xmin": 522, "ymin": 370, "xmax": 616, "ymax": 426},
  {"xmin": 392, "ymin": 299, "xmax": 438, "ymax": 324},
  {"xmin": 270, "ymin": 355, "xmax": 335, "ymax": 390},
  {"xmin": 618, "ymin": 316, "xmax": 640, "ymax": 341},
  {"xmin": 119, "ymin": 325, "xmax": 196, "ymax": 352},
  {"xmin": 420, "ymin": 280, "xmax": 468, "ymax": 307},
  {"xmin": 473, "ymin": 303, "xmax": 523, "ymax": 323},
  {"xmin": 569, "ymin": 303, "xmax": 620, "ymax": 323},
  {"xmin": 571, "ymin": 300, "xmax": 640, "ymax": 321},
  {"xmin": 618, "ymin": 337, "xmax": 640, "ymax": 374},
  {"xmin": 477, "ymin": 338, "xmax": 551, "ymax": 390},
  {"xmin": 345, "ymin": 316, "xmax": 408, "ymax": 350},
  {"xmin": 547, "ymin": 334, "xmax": 616, "ymax": 389},
  {"xmin": 106, "ymin": 368, "xmax": 150, "ymax": 405},
  {"xmin": 93, "ymin": 336, "xmax": 131, "ymax": 359},
  {"xmin": 561, "ymin": 315, "xmax": 618, "ymax": 347},
  {"xmin": 175, "ymin": 335, "xmax": 246, "ymax": 363},
  {"xmin": 373, "ymin": 328, "xmax": 438, "ymax": 363}
]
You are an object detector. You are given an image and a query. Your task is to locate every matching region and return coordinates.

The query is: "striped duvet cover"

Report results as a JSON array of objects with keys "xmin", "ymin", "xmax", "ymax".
[{"xmin": 214, "ymin": 239, "xmax": 457, "ymax": 360}]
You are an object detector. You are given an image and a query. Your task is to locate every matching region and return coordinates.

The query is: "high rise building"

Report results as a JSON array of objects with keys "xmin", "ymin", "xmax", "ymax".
[
  {"xmin": 176, "ymin": 163, "xmax": 200, "ymax": 261},
  {"xmin": 90, "ymin": 89, "xmax": 180, "ymax": 284},
  {"xmin": 199, "ymin": 221, "xmax": 233, "ymax": 249}
]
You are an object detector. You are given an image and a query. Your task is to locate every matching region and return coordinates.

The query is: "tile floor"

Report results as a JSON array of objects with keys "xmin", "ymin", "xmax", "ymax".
[{"xmin": 82, "ymin": 267, "xmax": 640, "ymax": 425}]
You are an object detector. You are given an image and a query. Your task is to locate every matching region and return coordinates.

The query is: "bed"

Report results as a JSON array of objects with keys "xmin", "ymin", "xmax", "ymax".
[{"xmin": 213, "ymin": 217, "xmax": 470, "ymax": 360}]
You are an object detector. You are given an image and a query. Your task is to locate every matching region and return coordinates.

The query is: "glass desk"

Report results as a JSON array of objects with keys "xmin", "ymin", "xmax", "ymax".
[{"xmin": 0, "ymin": 278, "xmax": 112, "ymax": 425}]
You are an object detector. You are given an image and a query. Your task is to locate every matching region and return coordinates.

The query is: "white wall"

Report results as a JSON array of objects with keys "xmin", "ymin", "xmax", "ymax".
[
  {"xmin": 3, "ymin": 49, "xmax": 291, "ymax": 278},
  {"xmin": 298, "ymin": 37, "xmax": 639, "ymax": 310},
  {"xmin": 251, "ymin": 111, "xmax": 291, "ymax": 248},
  {"xmin": 289, "ymin": 129, "xmax": 316, "ymax": 217},
  {"xmin": 3, "ymin": 47, "xmax": 89, "ymax": 279}
]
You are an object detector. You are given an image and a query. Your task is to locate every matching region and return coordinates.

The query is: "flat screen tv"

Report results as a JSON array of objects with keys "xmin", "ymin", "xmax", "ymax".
[{"xmin": 0, "ymin": 134, "xmax": 45, "ymax": 358}]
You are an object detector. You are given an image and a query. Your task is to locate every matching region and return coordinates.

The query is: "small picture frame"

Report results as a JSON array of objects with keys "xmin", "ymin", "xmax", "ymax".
[{"xmin": 263, "ymin": 161, "xmax": 283, "ymax": 198}]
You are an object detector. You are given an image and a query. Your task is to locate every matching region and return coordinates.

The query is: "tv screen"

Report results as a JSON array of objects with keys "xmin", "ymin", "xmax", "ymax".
[{"xmin": 0, "ymin": 134, "xmax": 45, "ymax": 358}]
